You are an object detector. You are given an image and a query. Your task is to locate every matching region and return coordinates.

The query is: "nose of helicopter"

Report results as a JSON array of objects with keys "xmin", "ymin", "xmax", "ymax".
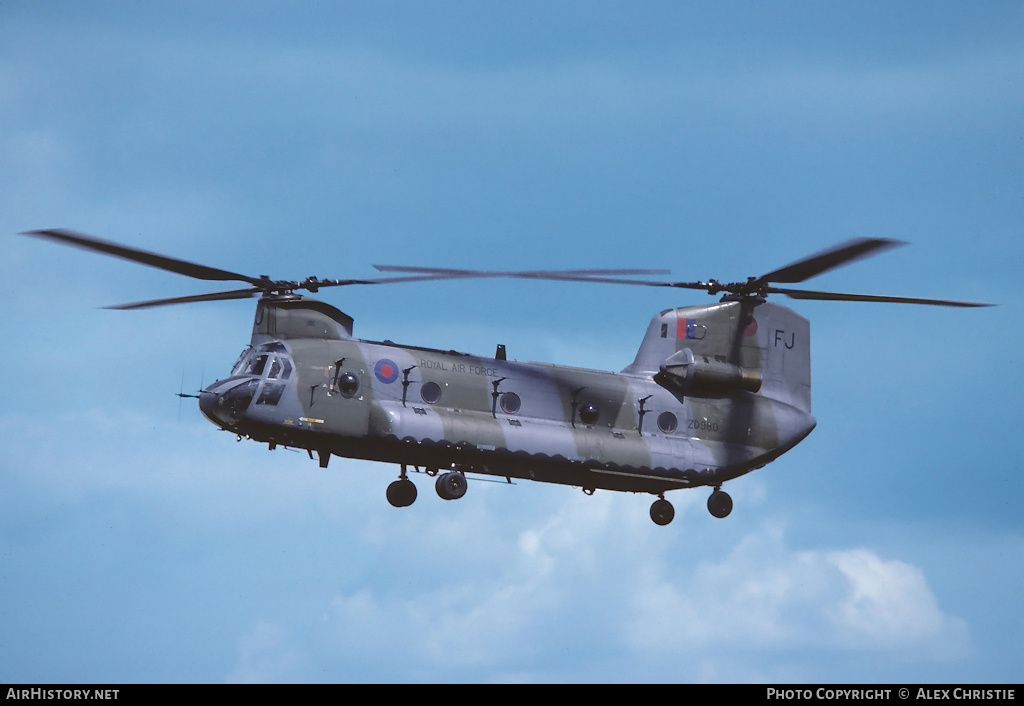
[
  {"xmin": 198, "ymin": 388, "xmax": 222, "ymax": 427},
  {"xmin": 199, "ymin": 377, "xmax": 260, "ymax": 429}
]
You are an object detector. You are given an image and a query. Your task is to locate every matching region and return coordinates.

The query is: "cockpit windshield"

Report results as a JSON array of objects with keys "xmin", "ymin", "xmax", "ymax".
[
  {"xmin": 230, "ymin": 347, "xmax": 256, "ymax": 376},
  {"xmin": 252, "ymin": 354, "xmax": 269, "ymax": 376},
  {"xmin": 230, "ymin": 345, "xmax": 293, "ymax": 382}
]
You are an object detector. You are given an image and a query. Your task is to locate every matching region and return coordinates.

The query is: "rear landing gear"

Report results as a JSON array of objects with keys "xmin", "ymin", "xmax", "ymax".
[
  {"xmin": 435, "ymin": 471, "xmax": 468, "ymax": 501},
  {"xmin": 707, "ymin": 488, "xmax": 733, "ymax": 518},
  {"xmin": 386, "ymin": 465, "xmax": 417, "ymax": 508},
  {"xmin": 650, "ymin": 496, "xmax": 675, "ymax": 526}
]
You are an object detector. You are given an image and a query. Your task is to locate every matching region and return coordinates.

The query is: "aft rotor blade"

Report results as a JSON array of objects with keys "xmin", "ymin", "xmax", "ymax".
[
  {"xmin": 23, "ymin": 229, "xmax": 267, "ymax": 287},
  {"xmin": 377, "ymin": 266, "xmax": 718, "ymax": 291},
  {"xmin": 103, "ymin": 288, "xmax": 263, "ymax": 310},
  {"xmin": 507, "ymin": 273, "xmax": 711, "ymax": 289},
  {"xmin": 755, "ymin": 238, "xmax": 905, "ymax": 285},
  {"xmin": 374, "ymin": 265, "xmax": 672, "ymax": 277},
  {"xmin": 770, "ymin": 287, "xmax": 992, "ymax": 307}
]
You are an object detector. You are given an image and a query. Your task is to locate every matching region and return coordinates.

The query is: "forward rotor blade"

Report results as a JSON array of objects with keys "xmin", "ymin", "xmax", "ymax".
[
  {"xmin": 755, "ymin": 238, "xmax": 905, "ymax": 285},
  {"xmin": 309, "ymin": 273, "xmax": 508, "ymax": 287},
  {"xmin": 770, "ymin": 287, "xmax": 992, "ymax": 307},
  {"xmin": 23, "ymin": 229, "xmax": 267, "ymax": 287},
  {"xmin": 103, "ymin": 288, "xmax": 262, "ymax": 310},
  {"xmin": 102, "ymin": 274, "xmax": 463, "ymax": 307}
]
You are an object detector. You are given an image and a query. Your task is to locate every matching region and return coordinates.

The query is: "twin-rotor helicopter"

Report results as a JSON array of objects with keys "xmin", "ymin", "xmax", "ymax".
[{"xmin": 22, "ymin": 229, "xmax": 989, "ymax": 525}]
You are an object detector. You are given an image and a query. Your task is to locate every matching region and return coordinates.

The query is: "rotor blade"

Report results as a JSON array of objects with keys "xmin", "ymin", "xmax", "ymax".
[
  {"xmin": 502, "ymin": 273, "xmax": 711, "ymax": 289},
  {"xmin": 308, "ymin": 273, "xmax": 503, "ymax": 287},
  {"xmin": 103, "ymin": 288, "xmax": 262, "ymax": 310},
  {"xmin": 755, "ymin": 238, "xmax": 905, "ymax": 285},
  {"xmin": 770, "ymin": 287, "xmax": 992, "ymax": 307},
  {"xmin": 22, "ymin": 229, "xmax": 268, "ymax": 287},
  {"xmin": 374, "ymin": 265, "xmax": 672, "ymax": 277},
  {"xmin": 377, "ymin": 266, "xmax": 716, "ymax": 290}
]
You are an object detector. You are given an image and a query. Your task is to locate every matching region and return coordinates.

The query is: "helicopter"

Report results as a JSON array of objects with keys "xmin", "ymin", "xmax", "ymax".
[{"xmin": 21, "ymin": 229, "xmax": 989, "ymax": 525}]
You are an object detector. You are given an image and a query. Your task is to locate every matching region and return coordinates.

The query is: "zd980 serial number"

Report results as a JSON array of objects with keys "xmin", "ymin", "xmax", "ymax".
[{"xmin": 687, "ymin": 419, "xmax": 719, "ymax": 433}]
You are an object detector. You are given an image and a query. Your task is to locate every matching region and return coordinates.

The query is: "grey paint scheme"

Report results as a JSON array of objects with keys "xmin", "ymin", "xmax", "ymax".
[{"xmin": 200, "ymin": 295, "xmax": 817, "ymax": 497}]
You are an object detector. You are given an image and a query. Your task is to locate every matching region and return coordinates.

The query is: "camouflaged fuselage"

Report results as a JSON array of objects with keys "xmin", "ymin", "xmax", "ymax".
[{"xmin": 200, "ymin": 296, "xmax": 816, "ymax": 496}]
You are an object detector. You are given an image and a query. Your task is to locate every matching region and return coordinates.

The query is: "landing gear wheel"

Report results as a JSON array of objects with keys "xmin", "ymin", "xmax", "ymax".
[
  {"xmin": 650, "ymin": 498, "xmax": 675, "ymax": 526},
  {"xmin": 435, "ymin": 471, "xmax": 468, "ymax": 501},
  {"xmin": 707, "ymin": 489, "xmax": 733, "ymax": 518},
  {"xmin": 386, "ymin": 478, "xmax": 417, "ymax": 508}
]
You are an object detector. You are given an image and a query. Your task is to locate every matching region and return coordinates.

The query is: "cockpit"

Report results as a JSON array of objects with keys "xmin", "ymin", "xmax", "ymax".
[
  {"xmin": 201, "ymin": 343, "xmax": 296, "ymax": 429},
  {"xmin": 231, "ymin": 342, "xmax": 293, "ymax": 379}
]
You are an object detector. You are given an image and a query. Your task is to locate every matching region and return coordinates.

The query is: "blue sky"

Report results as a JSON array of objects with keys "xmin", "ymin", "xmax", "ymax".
[{"xmin": 1, "ymin": 1, "xmax": 1021, "ymax": 683}]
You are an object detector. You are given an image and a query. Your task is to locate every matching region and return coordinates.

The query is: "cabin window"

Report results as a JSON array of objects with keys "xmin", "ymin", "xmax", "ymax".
[
  {"xmin": 338, "ymin": 372, "xmax": 359, "ymax": 398},
  {"xmin": 500, "ymin": 392, "xmax": 521, "ymax": 415},
  {"xmin": 420, "ymin": 381, "xmax": 442, "ymax": 404},
  {"xmin": 579, "ymin": 404, "xmax": 599, "ymax": 425},
  {"xmin": 657, "ymin": 411, "xmax": 678, "ymax": 433}
]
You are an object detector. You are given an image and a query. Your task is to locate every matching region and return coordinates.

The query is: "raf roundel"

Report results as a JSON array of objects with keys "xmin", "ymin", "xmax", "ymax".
[
  {"xmin": 744, "ymin": 316, "xmax": 758, "ymax": 337},
  {"xmin": 374, "ymin": 358, "xmax": 400, "ymax": 384}
]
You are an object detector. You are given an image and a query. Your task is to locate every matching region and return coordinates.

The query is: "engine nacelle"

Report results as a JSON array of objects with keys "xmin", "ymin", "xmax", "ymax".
[{"xmin": 657, "ymin": 348, "xmax": 762, "ymax": 397}]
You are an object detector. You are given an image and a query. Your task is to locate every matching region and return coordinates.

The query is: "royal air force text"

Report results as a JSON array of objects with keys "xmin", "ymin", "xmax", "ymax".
[{"xmin": 420, "ymin": 359, "xmax": 498, "ymax": 377}]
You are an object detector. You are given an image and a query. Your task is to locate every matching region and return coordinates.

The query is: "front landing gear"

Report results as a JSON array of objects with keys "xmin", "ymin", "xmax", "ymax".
[
  {"xmin": 650, "ymin": 496, "xmax": 675, "ymax": 526},
  {"xmin": 707, "ymin": 488, "xmax": 733, "ymax": 518},
  {"xmin": 386, "ymin": 479, "xmax": 417, "ymax": 507},
  {"xmin": 386, "ymin": 465, "xmax": 417, "ymax": 508}
]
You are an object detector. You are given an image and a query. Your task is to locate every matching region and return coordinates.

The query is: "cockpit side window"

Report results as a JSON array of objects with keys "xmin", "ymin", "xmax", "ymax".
[
  {"xmin": 251, "ymin": 355, "xmax": 269, "ymax": 376},
  {"xmin": 231, "ymin": 348, "xmax": 256, "ymax": 376},
  {"xmin": 257, "ymin": 383, "xmax": 285, "ymax": 406},
  {"xmin": 266, "ymin": 357, "xmax": 292, "ymax": 380}
]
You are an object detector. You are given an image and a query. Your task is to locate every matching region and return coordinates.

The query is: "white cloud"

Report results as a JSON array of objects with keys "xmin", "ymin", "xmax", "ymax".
[
  {"xmin": 303, "ymin": 498, "xmax": 970, "ymax": 681},
  {"xmin": 826, "ymin": 549, "xmax": 966, "ymax": 656},
  {"xmin": 626, "ymin": 523, "xmax": 971, "ymax": 662}
]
